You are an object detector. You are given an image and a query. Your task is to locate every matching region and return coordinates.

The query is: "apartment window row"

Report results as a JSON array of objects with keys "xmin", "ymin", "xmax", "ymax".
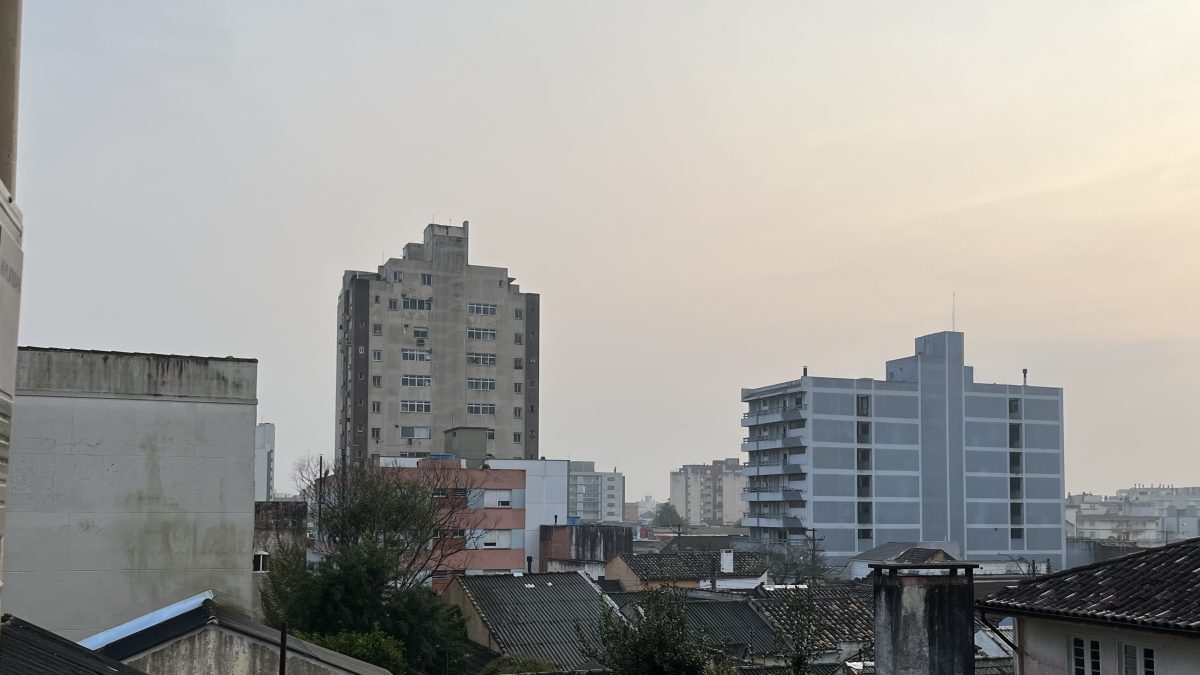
[
  {"xmin": 413, "ymin": 326, "xmax": 428, "ymax": 339},
  {"xmin": 468, "ymin": 403, "xmax": 496, "ymax": 415},
  {"xmin": 402, "ymin": 374, "xmax": 432, "ymax": 387},
  {"xmin": 401, "ymin": 426, "xmax": 431, "ymax": 439},
  {"xmin": 402, "ymin": 348, "xmax": 432, "ymax": 361},
  {"xmin": 401, "ymin": 400, "xmax": 432, "ymax": 413},
  {"xmin": 468, "ymin": 303, "xmax": 497, "ymax": 315},
  {"xmin": 468, "ymin": 378, "xmax": 496, "ymax": 390},
  {"xmin": 468, "ymin": 352, "xmax": 497, "ymax": 366},
  {"xmin": 468, "ymin": 327, "xmax": 497, "ymax": 341}
]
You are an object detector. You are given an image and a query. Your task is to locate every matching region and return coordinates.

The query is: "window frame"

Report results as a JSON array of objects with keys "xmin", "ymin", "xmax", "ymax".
[
  {"xmin": 1071, "ymin": 636, "xmax": 1102, "ymax": 675},
  {"xmin": 400, "ymin": 400, "xmax": 432, "ymax": 413}
]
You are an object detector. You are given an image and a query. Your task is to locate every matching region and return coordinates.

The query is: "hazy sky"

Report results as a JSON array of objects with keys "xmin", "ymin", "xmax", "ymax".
[{"xmin": 15, "ymin": 2, "xmax": 1200, "ymax": 500}]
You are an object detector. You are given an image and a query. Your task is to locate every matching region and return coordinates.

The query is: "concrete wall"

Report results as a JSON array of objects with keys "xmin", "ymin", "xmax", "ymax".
[
  {"xmin": 486, "ymin": 458, "xmax": 568, "ymax": 571},
  {"xmin": 5, "ymin": 348, "xmax": 257, "ymax": 639},
  {"xmin": 254, "ymin": 423, "xmax": 274, "ymax": 501},
  {"xmin": 127, "ymin": 626, "xmax": 373, "ymax": 675},
  {"xmin": 0, "ymin": 180, "xmax": 20, "ymax": 621},
  {"xmin": 874, "ymin": 569, "xmax": 976, "ymax": 675},
  {"xmin": 1016, "ymin": 616, "xmax": 1200, "ymax": 675}
]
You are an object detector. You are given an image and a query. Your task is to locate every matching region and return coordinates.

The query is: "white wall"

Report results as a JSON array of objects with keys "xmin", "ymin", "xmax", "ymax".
[
  {"xmin": 1017, "ymin": 616, "xmax": 1200, "ymax": 675},
  {"xmin": 255, "ymin": 422, "xmax": 275, "ymax": 501},
  {"xmin": 486, "ymin": 458, "xmax": 568, "ymax": 570}
]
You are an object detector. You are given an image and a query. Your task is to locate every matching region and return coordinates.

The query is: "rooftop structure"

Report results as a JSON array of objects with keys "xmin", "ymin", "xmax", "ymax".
[{"xmin": 604, "ymin": 551, "xmax": 769, "ymax": 591}]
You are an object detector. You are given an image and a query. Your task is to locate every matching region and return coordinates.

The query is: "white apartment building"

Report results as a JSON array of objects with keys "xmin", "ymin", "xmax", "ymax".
[
  {"xmin": 741, "ymin": 331, "xmax": 1066, "ymax": 568},
  {"xmin": 254, "ymin": 422, "xmax": 275, "ymax": 501},
  {"xmin": 669, "ymin": 459, "xmax": 746, "ymax": 526},
  {"xmin": 335, "ymin": 222, "xmax": 540, "ymax": 469},
  {"xmin": 568, "ymin": 461, "xmax": 625, "ymax": 523},
  {"xmin": 485, "ymin": 458, "xmax": 569, "ymax": 571}
]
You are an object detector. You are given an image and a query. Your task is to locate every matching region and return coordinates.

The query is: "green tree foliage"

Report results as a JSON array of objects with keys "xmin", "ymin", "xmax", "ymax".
[
  {"xmin": 575, "ymin": 585, "xmax": 729, "ymax": 675},
  {"xmin": 478, "ymin": 655, "xmax": 558, "ymax": 675},
  {"xmin": 296, "ymin": 628, "xmax": 406, "ymax": 674},
  {"xmin": 653, "ymin": 503, "xmax": 688, "ymax": 534}
]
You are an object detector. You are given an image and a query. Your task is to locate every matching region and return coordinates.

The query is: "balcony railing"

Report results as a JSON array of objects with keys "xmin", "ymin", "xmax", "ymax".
[{"xmin": 741, "ymin": 405, "xmax": 808, "ymax": 427}]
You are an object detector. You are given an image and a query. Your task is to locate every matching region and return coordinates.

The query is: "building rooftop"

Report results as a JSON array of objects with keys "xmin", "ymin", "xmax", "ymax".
[
  {"xmin": 18, "ymin": 345, "xmax": 258, "ymax": 363},
  {"xmin": 616, "ymin": 552, "xmax": 767, "ymax": 581},
  {"xmin": 850, "ymin": 542, "xmax": 956, "ymax": 563},
  {"xmin": 0, "ymin": 614, "xmax": 148, "ymax": 674},
  {"xmin": 749, "ymin": 583, "xmax": 874, "ymax": 654},
  {"xmin": 978, "ymin": 537, "xmax": 1200, "ymax": 635},
  {"xmin": 684, "ymin": 600, "xmax": 780, "ymax": 656},
  {"xmin": 455, "ymin": 572, "xmax": 614, "ymax": 669}
]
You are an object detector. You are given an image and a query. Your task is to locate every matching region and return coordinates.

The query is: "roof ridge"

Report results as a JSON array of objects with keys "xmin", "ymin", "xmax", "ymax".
[{"xmin": 1007, "ymin": 536, "xmax": 1200, "ymax": 588}]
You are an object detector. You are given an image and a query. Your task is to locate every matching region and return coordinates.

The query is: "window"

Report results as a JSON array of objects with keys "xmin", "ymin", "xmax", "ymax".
[
  {"xmin": 514, "ymin": 308, "xmax": 524, "ymax": 320},
  {"xmin": 370, "ymin": 427, "xmax": 381, "ymax": 440},
  {"xmin": 856, "ymin": 394, "xmax": 871, "ymax": 417},
  {"xmin": 513, "ymin": 432, "xmax": 523, "ymax": 443},
  {"xmin": 487, "ymin": 428, "xmax": 495, "ymax": 440},
  {"xmin": 1010, "ymin": 502, "xmax": 1023, "ymax": 525},
  {"xmin": 856, "ymin": 421, "xmax": 871, "ymax": 444},
  {"xmin": 403, "ymin": 298, "xmax": 432, "ymax": 310},
  {"xmin": 468, "ymin": 303, "xmax": 497, "ymax": 315},
  {"xmin": 371, "ymin": 350, "xmax": 382, "ymax": 361},
  {"xmin": 401, "ymin": 348, "xmax": 432, "ymax": 361},
  {"xmin": 356, "ymin": 424, "xmax": 364, "ymax": 433},
  {"xmin": 401, "ymin": 400, "xmax": 431, "ymax": 413},
  {"xmin": 1010, "ymin": 527, "xmax": 1024, "ymax": 540},
  {"xmin": 400, "ymin": 426, "xmax": 431, "ymax": 439},
  {"xmin": 857, "ymin": 475, "xmax": 871, "ymax": 497},
  {"xmin": 513, "ymin": 406, "xmax": 523, "ymax": 419},
  {"xmin": 372, "ymin": 323, "xmax": 383, "ymax": 336},
  {"xmin": 1010, "ymin": 477, "xmax": 1023, "ymax": 499},
  {"xmin": 857, "ymin": 528, "xmax": 873, "ymax": 540},
  {"xmin": 253, "ymin": 551, "xmax": 269, "ymax": 573},
  {"xmin": 374, "ymin": 294, "xmax": 379, "ymax": 304},
  {"xmin": 856, "ymin": 447, "xmax": 872, "ymax": 471},
  {"xmin": 1122, "ymin": 644, "xmax": 1155, "ymax": 675},
  {"xmin": 418, "ymin": 273, "xmax": 432, "ymax": 285},
  {"xmin": 514, "ymin": 382, "xmax": 523, "ymax": 394},
  {"xmin": 468, "ymin": 403, "xmax": 496, "ymax": 415},
  {"xmin": 401, "ymin": 374, "xmax": 432, "ymax": 387},
  {"xmin": 357, "ymin": 346, "xmax": 365, "ymax": 354},
  {"xmin": 1010, "ymin": 423, "xmax": 1022, "ymax": 448},
  {"xmin": 371, "ymin": 375, "xmax": 382, "ymax": 388},
  {"xmin": 1009, "ymin": 397, "xmax": 1021, "ymax": 418},
  {"xmin": 371, "ymin": 401, "xmax": 382, "ymax": 414},
  {"xmin": 358, "ymin": 372, "xmax": 365, "ymax": 380},
  {"xmin": 413, "ymin": 326, "xmax": 429, "ymax": 339},
  {"xmin": 467, "ymin": 327, "xmax": 497, "ymax": 341},
  {"xmin": 467, "ymin": 378, "xmax": 496, "ymax": 390},
  {"xmin": 392, "ymin": 271, "xmax": 403, "ymax": 282},
  {"xmin": 857, "ymin": 501, "xmax": 872, "ymax": 524},
  {"xmin": 514, "ymin": 358, "xmax": 524, "ymax": 370},
  {"xmin": 1072, "ymin": 637, "xmax": 1101, "ymax": 675},
  {"xmin": 388, "ymin": 298, "xmax": 399, "ymax": 310},
  {"xmin": 468, "ymin": 352, "xmax": 497, "ymax": 366},
  {"xmin": 484, "ymin": 490, "xmax": 513, "ymax": 508},
  {"xmin": 1009, "ymin": 451, "xmax": 1023, "ymax": 474}
]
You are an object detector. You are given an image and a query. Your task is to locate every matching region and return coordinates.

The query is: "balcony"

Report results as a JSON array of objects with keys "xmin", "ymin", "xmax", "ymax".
[
  {"xmin": 742, "ymin": 405, "xmax": 808, "ymax": 427},
  {"xmin": 741, "ymin": 514, "xmax": 807, "ymax": 530},
  {"xmin": 742, "ymin": 459, "xmax": 807, "ymax": 478},
  {"xmin": 741, "ymin": 435, "xmax": 807, "ymax": 452},
  {"xmin": 742, "ymin": 486, "xmax": 807, "ymax": 503}
]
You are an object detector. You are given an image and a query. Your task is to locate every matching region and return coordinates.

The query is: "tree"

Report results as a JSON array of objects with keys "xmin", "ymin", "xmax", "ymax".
[
  {"xmin": 780, "ymin": 586, "xmax": 824, "ymax": 675},
  {"xmin": 575, "ymin": 585, "xmax": 728, "ymax": 675},
  {"xmin": 296, "ymin": 628, "xmax": 406, "ymax": 674},
  {"xmin": 653, "ymin": 503, "xmax": 688, "ymax": 535},
  {"xmin": 479, "ymin": 655, "xmax": 558, "ymax": 675},
  {"xmin": 262, "ymin": 459, "xmax": 482, "ymax": 674},
  {"xmin": 764, "ymin": 537, "xmax": 831, "ymax": 585}
]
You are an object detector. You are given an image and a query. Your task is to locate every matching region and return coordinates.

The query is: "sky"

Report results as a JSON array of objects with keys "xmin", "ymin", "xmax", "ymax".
[{"xmin": 14, "ymin": 1, "xmax": 1200, "ymax": 500}]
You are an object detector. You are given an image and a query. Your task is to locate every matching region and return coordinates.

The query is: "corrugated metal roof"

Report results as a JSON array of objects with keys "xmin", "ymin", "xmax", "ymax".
[
  {"xmin": 458, "ymin": 572, "xmax": 615, "ymax": 669},
  {"xmin": 617, "ymin": 552, "xmax": 767, "ymax": 581},
  {"xmin": 684, "ymin": 600, "xmax": 781, "ymax": 655},
  {"xmin": 0, "ymin": 614, "xmax": 148, "ymax": 675}
]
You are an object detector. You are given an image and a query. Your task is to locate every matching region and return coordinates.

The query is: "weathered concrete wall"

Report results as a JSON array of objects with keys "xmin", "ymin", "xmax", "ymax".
[
  {"xmin": 1017, "ymin": 616, "xmax": 1200, "ymax": 675},
  {"xmin": 127, "ymin": 626, "xmax": 368, "ymax": 675},
  {"xmin": 874, "ymin": 569, "xmax": 976, "ymax": 675},
  {"xmin": 5, "ymin": 348, "xmax": 256, "ymax": 639}
]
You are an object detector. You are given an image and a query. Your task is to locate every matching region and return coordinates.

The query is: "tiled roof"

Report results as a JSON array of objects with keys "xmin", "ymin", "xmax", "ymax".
[
  {"xmin": 457, "ymin": 572, "xmax": 615, "ymax": 669},
  {"xmin": 750, "ymin": 583, "xmax": 874, "ymax": 652},
  {"xmin": 0, "ymin": 614, "xmax": 148, "ymax": 675},
  {"xmin": 978, "ymin": 537, "xmax": 1200, "ymax": 634},
  {"xmin": 685, "ymin": 600, "xmax": 781, "ymax": 655},
  {"xmin": 617, "ymin": 552, "xmax": 767, "ymax": 581},
  {"xmin": 851, "ymin": 542, "xmax": 954, "ymax": 563},
  {"xmin": 893, "ymin": 547, "xmax": 952, "ymax": 564}
]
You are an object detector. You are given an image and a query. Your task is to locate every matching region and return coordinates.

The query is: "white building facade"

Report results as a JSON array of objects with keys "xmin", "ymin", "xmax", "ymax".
[
  {"xmin": 741, "ymin": 331, "xmax": 1066, "ymax": 568},
  {"xmin": 485, "ymin": 458, "xmax": 569, "ymax": 571},
  {"xmin": 335, "ymin": 222, "xmax": 540, "ymax": 469},
  {"xmin": 568, "ymin": 461, "xmax": 625, "ymax": 523}
]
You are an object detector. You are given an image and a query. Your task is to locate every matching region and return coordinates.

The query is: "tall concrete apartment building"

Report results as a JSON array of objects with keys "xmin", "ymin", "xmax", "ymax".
[
  {"xmin": 741, "ymin": 331, "xmax": 1065, "ymax": 568},
  {"xmin": 669, "ymin": 459, "xmax": 746, "ymax": 526},
  {"xmin": 0, "ymin": 1, "xmax": 22, "ymax": 622},
  {"xmin": 567, "ymin": 461, "xmax": 625, "ymax": 523},
  {"xmin": 336, "ymin": 222, "xmax": 539, "ymax": 469}
]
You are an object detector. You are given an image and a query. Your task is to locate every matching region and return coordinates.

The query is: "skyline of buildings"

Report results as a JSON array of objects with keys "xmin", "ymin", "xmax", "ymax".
[{"xmin": 741, "ymin": 330, "xmax": 1066, "ymax": 567}]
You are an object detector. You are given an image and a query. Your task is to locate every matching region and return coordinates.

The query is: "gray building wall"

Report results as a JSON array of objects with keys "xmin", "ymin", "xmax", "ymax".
[
  {"xmin": 335, "ymin": 222, "xmax": 539, "ymax": 469},
  {"xmin": 5, "ymin": 348, "xmax": 257, "ymax": 639},
  {"xmin": 254, "ymin": 422, "xmax": 275, "ymax": 501},
  {"xmin": 741, "ymin": 331, "xmax": 1065, "ymax": 568}
]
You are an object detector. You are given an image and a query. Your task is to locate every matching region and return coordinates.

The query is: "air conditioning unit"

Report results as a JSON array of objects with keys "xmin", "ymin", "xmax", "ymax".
[{"xmin": 416, "ymin": 338, "xmax": 426, "ymax": 346}]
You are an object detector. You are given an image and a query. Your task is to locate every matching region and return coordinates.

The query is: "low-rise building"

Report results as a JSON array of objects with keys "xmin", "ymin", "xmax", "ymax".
[
  {"xmin": 538, "ymin": 523, "xmax": 632, "ymax": 575},
  {"xmin": 979, "ymin": 537, "xmax": 1200, "ymax": 674},
  {"xmin": 603, "ymin": 550, "xmax": 768, "ymax": 591}
]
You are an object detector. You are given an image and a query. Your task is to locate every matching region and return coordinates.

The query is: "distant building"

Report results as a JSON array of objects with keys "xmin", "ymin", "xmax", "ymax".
[
  {"xmin": 334, "ymin": 222, "xmax": 539, "ymax": 470},
  {"xmin": 485, "ymin": 458, "xmax": 569, "ymax": 571},
  {"xmin": 623, "ymin": 502, "xmax": 639, "ymax": 522},
  {"xmin": 568, "ymin": 461, "xmax": 625, "ymax": 523},
  {"xmin": 669, "ymin": 458, "xmax": 746, "ymax": 526},
  {"xmin": 254, "ymin": 422, "xmax": 275, "ymax": 501},
  {"xmin": 1067, "ymin": 486, "xmax": 1200, "ymax": 549},
  {"xmin": 5, "ymin": 348, "xmax": 257, "ymax": 639},
  {"xmin": 538, "ymin": 523, "xmax": 632, "ymax": 575},
  {"xmin": 742, "ymin": 331, "xmax": 1065, "ymax": 568},
  {"xmin": 980, "ymin": 537, "xmax": 1200, "ymax": 674}
]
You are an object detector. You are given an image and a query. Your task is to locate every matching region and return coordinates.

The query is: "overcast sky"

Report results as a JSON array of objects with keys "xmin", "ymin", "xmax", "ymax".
[{"xmin": 15, "ymin": 2, "xmax": 1200, "ymax": 500}]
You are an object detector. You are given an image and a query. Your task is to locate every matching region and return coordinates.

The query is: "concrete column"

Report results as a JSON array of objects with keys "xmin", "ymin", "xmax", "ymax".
[{"xmin": 872, "ymin": 563, "xmax": 978, "ymax": 675}]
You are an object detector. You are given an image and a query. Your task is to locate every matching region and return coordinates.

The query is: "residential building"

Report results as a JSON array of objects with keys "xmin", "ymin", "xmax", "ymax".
[
  {"xmin": 254, "ymin": 422, "xmax": 275, "ymax": 501},
  {"xmin": 979, "ymin": 537, "xmax": 1200, "ymax": 675},
  {"xmin": 442, "ymin": 572, "xmax": 613, "ymax": 671},
  {"xmin": 669, "ymin": 458, "xmax": 746, "ymax": 526},
  {"xmin": 538, "ymin": 523, "xmax": 632, "ymax": 575},
  {"xmin": 741, "ymin": 331, "xmax": 1065, "ymax": 568},
  {"xmin": 5, "ymin": 348, "xmax": 258, "ymax": 639},
  {"xmin": 603, "ymin": 550, "xmax": 768, "ymax": 591},
  {"xmin": 334, "ymin": 222, "xmax": 539, "ymax": 470},
  {"xmin": 0, "ymin": 1, "xmax": 23, "ymax": 623},
  {"xmin": 1066, "ymin": 486, "xmax": 1200, "ymax": 549},
  {"xmin": 82, "ymin": 591, "xmax": 388, "ymax": 675},
  {"xmin": 484, "ymin": 457, "xmax": 569, "ymax": 571},
  {"xmin": 567, "ymin": 461, "xmax": 625, "ymax": 523}
]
